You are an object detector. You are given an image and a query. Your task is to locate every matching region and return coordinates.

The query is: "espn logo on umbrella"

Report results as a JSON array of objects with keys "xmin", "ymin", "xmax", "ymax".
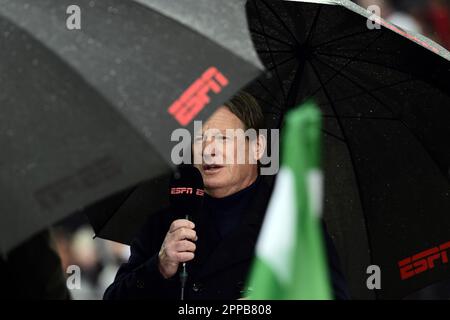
[
  {"xmin": 398, "ymin": 241, "xmax": 450, "ymax": 280},
  {"xmin": 168, "ymin": 67, "xmax": 229, "ymax": 126}
]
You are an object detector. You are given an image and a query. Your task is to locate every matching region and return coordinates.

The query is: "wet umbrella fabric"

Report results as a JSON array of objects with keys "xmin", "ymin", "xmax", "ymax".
[
  {"xmin": 0, "ymin": 0, "xmax": 262, "ymax": 254},
  {"xmin": 245, "ymin": 0, "xmax": 450, "ymax": 299}
]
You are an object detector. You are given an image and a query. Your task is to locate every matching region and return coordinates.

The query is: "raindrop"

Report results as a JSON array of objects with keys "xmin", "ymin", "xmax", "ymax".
[{"xmin": 107, "ymin": 6, "xmax": 119, "ymax": 14}]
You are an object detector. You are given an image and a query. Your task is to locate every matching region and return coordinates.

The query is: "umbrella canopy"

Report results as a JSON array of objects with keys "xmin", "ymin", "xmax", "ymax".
[
  {"xmin": 85, "ymin": 172, "xmax": 171, "ymax": 245},
  {"xmin": 245, "ymin": 0, "xmax": 450, "ymax": 299},
  {"xmin": 0, "ymin": 0, "xmax": 262, "ymax": 254}
]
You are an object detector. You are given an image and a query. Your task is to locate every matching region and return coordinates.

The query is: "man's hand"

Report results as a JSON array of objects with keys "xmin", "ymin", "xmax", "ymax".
[{"xmin": 158, "ymin": 219, "xmax": 198, "ymax": 279}]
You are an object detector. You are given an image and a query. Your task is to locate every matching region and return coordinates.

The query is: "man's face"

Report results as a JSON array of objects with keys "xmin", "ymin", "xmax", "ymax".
[{"xmin": 193, "ymin": 106, "xmax": 259, "ymax": 197}]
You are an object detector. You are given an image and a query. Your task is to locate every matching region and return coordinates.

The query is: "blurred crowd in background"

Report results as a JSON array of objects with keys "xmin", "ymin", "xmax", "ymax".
[
  {"xmin": 51, "ymin": 0, "xmax": 450, "ymax": 300},
  {"xmin": 53, "ymin": 213, "xmax": 130, "ymax": 300},
  {"xmin": 355, "ymin": 0, "xmax": 450, "ymax": 49}
]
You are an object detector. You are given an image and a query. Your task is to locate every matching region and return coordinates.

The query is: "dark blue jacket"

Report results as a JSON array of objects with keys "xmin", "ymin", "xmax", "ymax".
[{"xmin": 104, "ymin": 176, "xmax": 350, "ymax": 300}]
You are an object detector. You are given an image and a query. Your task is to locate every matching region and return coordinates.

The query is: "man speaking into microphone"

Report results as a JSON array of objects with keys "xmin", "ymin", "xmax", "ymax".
[{"xmin": 104, "ymin": 92, "xmax": 349, "ymax": 300}]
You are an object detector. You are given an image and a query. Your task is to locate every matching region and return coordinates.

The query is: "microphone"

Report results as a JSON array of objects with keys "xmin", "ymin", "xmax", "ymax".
[
  {"xmin": 169, "ymin": 164, "xmax": 205, "ymax": 221},
  {"xmin": 169, "ymin": 165, "xmax": 204, "ymax": 300}
]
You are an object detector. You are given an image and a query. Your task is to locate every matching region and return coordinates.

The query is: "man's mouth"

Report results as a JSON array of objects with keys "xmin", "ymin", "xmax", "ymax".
[{"xmin": 202, "ymin": 164, "xmax": 224, "ymax": 174}]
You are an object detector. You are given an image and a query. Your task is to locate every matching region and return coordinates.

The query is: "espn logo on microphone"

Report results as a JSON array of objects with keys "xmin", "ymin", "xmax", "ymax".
[
  {"xmin": 398, "ymin": 240, "xmax": 450, "ymax": 280},
  {"xmin": 170, "ymin": 187, "xmax": 205, "ymax": 196}
]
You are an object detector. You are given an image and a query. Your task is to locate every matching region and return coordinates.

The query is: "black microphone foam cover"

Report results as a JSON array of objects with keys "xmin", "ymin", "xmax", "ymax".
[{"xmin": 169, "ymin": 165, "xmax": 204, "ymax": 220}]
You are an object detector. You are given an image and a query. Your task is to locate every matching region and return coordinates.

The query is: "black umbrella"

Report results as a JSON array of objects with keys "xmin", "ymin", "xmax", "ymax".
[
  {"xmin": 0, "ymin": 0, "xmax": 263, "ymax": 254},
  {"xmin": 84, "ymin": 172, "xmax": 171, "ymax": 245},
  {"xmin": 244, "ymin": 0, "xmax": 450, "ymax": 299}
]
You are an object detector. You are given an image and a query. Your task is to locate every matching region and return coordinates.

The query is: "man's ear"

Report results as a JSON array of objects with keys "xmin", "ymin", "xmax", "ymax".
[{"xmin": 252, "ymin": 133, "xmax": 267, "ymax": 162}]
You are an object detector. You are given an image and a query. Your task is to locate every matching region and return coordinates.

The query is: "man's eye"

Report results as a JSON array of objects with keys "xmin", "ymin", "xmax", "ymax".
[{"xmin": 194, "ymin": 136, "xmax": 203, "ymax": 142}]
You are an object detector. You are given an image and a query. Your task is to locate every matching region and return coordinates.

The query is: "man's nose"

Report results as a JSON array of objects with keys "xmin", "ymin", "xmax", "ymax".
[{"xmin": 202, "ymin": 139, "xmax": 216, "ymax": 157}]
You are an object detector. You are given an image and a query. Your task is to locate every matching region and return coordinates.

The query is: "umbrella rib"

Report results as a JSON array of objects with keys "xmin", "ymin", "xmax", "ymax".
[
  {"xmin": 250, "ymin": 28, "xmax": 294, "ymax": 48},
  {"xmin": 271, "ymin": 5, "xmax": 319, "ymax": 127},
  {"xmin": 255, "ymin": 79, "xmax": 285, "ymax": 112},
  {"xmin": 258, "ymin": 0, "xmax": 301, "ymax": 46},
  {"xmin": 314, "ymin": 56, "xmax": 449, "ymax": 181},
  {"xmin": 316, "ymin": 51, "xmax": 414, "ymax": 79},
  {"xmin": 311, "ymin": 28, "xmax": 379, "ymax": 49},
  {"xmin": 253, "ymin": 0, "xmax": 288, "ymax": 106},
  {"xmin": 313, "ymin": 56, "xmax": 399, "ymax": 117},
  {"xmin": 317, "ymin": 78, "xmax": 414, "ymax": 106},
  {"xmin": 303, "ymin": 31, "xmax": 387, "ymax": 102},
  {"xmin": 308, "ymin": 59, "xmax": 377, "ymax": 291},
  {"xmin": 260, "ymin": 55, "xmax": 297, "ymax": 105},
  {"xmin": 322, "ymin": 129, "xmax": 346, "ymax": 143},
  {"xmin": 305, "ymin": 6, "xmax": 322, "ymax": 44},
  {"xmin": 265, "ymin": 55, "xmax": 297, "ymax": 71},
  {"xmin": 281, "ymin": 55, "xmax": 309, "ymax": 128},
  {"xmin": 285, "ymin": 59, "xmax": 304, "ymax": 105}
]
